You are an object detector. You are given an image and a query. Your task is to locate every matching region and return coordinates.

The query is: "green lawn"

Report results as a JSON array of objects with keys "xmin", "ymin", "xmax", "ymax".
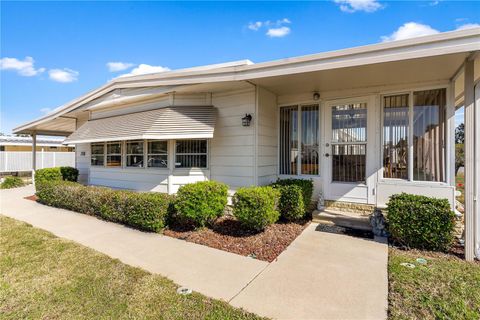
[
  {"xmin": 388, "ymin": 248, "xmax": 480, "ymax": 320},
  {"xmin": 0, "ymin": 216, "xmax": 262, "ymax": 320}
]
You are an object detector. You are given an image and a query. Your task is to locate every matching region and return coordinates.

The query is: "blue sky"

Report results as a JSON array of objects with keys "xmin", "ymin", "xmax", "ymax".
[{"xmin": 1, "ymin": 1, "xmax": 477, "ymax": 134}]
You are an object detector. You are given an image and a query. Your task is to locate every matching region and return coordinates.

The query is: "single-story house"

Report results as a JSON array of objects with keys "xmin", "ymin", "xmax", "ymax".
[{"xmin": 14, "ymin": 28, "xmax": 480, "ymax": 260}]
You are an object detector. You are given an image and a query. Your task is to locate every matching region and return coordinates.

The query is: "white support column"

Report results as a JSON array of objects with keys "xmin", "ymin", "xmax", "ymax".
[
  {"xmin": 464, "ymin": 58, "xmax": 476, "ymax": 261},
  {"xmin": 475, "ymin": 81, "xmax": 480, "ymax": 260},
  {"xmin": 31, "ymin": 132, "xmax": 37, "ymax": 183}
]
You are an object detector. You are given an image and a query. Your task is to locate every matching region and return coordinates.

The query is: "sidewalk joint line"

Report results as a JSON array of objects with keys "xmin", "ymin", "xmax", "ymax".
[{"xmin": 228, "ymin": 261, "xmax": 271, "ymax": 303}]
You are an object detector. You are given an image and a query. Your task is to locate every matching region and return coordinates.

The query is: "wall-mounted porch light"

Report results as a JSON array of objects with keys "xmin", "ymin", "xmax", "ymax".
[
  {"xmin": 242, "ymin": 114, "xmax": 252, "ymax": 127},
  {"xmin": 313, "ymin": 92, "xmax": 320, "ymax": 101}
]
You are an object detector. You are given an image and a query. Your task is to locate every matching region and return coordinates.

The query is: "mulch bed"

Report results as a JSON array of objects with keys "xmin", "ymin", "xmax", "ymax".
[
  {"xmin": 164, "ymin": 216, "xmax": 310, "ymax": 262},
  {"xmin": 24, "ymin": 195, "xmax": 38, "ymax": 201}
]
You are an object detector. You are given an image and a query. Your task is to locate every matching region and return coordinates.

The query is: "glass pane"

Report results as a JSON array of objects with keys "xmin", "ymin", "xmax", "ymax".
[
  {"xmin": 147, "ymin": 155, "xmax": 168, "ymax": 168},
  {"xmin": 413, "ymin": 89, "xmax": 446, "ymax": 182},
  {"xmin": 176, "ymin": 140, "xmax": 207, "ymax": 154},
  {"xmin": 91, "ymin": 144, "xmax": 104, "ymax": 155},
  {"xmin": 126, "ymin": 155, "xmax": 144, "ymax": 167},
  {"xmin": 175, "ymin": 155, "xmax": 207, "ymax": 168},
  {"xmin": 91, "ymin": 155, "xmax": 104, "ymax": 166},
  {"xmin": 107, "ymin": 142, "xmax": 121, "ymax": 154},
  {"xmin": 279, "ymin": 106, "xmax": 298, "ymax": 175},
  {"xmin": 332, "ymin": 144, "xmax": 366, "ymax": 183},
  {"xmin": 127, "ymin": 141, "xmax": 143, "ymax": 154},
  {"xmin": 106, "ymin": 155, "xmax": 122, "ymax": 167},
  {"xmin": 383, "ymin": 94, "xmax": 409, "ymax": 179},
  {"xmin": 301, "ymin": 104, "xmax": 319, "ymax": 175},
  {"xmin": 148, "ymin": 140, "xmax": 167, "ymax": 154},
  {"xmin": 332, "ymin": 103, "xmax": 367, "ymax": 142}
]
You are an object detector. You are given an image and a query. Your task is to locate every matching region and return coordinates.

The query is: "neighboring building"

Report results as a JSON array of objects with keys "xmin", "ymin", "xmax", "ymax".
[
  {"xmin": 0, "ymin": 136, "xmax": 74, "ymax": 152},
  {"xmin": 0, "ymin": 136, "xmax": 75, "ymax": 174},
  {"xmin": 13, "ymin": 28, "xmax": 480, "ymax": 259}
]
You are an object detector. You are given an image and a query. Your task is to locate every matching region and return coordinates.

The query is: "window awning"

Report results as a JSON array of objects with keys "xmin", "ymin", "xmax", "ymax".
[{"xmin": 64, "ymin": 106, "xmax": 217, "ymax": 144}]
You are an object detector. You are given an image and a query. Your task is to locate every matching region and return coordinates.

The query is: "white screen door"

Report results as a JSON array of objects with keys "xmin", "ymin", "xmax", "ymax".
[{"xmin": 323, "ymin": 96, "xmax": 375, "ymax": 203}]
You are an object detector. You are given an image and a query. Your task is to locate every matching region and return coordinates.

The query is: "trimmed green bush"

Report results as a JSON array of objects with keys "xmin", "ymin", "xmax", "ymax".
[
  {"xmin": 276, "ymin": 185, "xmax": 305, "ymax": 221},
  {"xmin": 232, "ymin": 186, "xmax": 280, "ymax": 231},
  {"xmin": 0, "ymin": 176, "xmax": 25, "ymax": 189},
  {"xmin": 60, "ymin": 166, "xmax": 79, "ymax": 182},
  {"xmin": 35, "ymin": 168, "xmax": 62, "ymax": 188},
  {"xmin": 386, "ymin": 193, "xmax": 455, "ymax": 251},
  {"xmin": 271, "ymin": 179, "xmax": 313, "ymax": 212},
  {"xmin": 36, "ymin": 181, "xmax": 173, "ymax": 232},
  {"xmin": 174, "ymin": 181, "xmax": 228, "ymax": 228}
]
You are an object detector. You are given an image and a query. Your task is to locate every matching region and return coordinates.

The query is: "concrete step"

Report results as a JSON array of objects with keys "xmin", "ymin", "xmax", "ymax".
[{"xmin": 312, "ymin": 209, "xmax": 372, "ymax": 231}]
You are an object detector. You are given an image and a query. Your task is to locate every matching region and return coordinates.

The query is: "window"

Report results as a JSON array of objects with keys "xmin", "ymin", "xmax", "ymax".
[
  {"xmin": 331, "ymin": 103, "xmax": 367, "ymax": 183},
  {"xmin": 279, "ymin": 106, "xmax": 298, "ymax": 174},
  {"xmin": 91, "ymin": 143, "xmax": 104, "ymax": 166},
  {"xmin": 383, "ymin": 94, "xmax": 409, "ymax": 179},
  {"xmin": 175, "ymin": 140, "xmax": 207, "ymax": 168},
  {"xmin": 106, "ymin": 141, "xmax": 122, "ymax": 167},
  {"xmin": 147, "ymin": 140, "xmax": 168, "ymax": 168},
  {"xmin": 126, "ymin": 141, "xmax": 144, "ymax": 167},
  {"xmin": 382, "ymin": 88, "xmax": 446, "ymax": 182},
  {"xmin": 279, "ymin": 104, "xmax": 319, "ymax": 175},
  {"xmin": 413, "ymin": 89, "xmax": 446, "ymax": 182}
]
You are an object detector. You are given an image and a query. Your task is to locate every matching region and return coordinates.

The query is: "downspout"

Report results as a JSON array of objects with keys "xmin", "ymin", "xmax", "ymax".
[
  {"xmin": 245, "ymin": 80, "xmax": 258, "ymax": 186},
  {"xmin": 31, "ymin": 131, "xmax": 37, "ymax": 185}
]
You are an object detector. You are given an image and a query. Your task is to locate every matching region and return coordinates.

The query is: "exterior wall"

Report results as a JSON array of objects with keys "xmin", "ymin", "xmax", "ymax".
[
  {"xmin": 256, "ymin": 87, "xmax": 278, "ymax": 186},
  {"xmin": 75, "ymin": 143, "xmax": 90, "ymax": 184},
  {"xmin": 79, "ymin": 89, "xmax": 256, "ymax": 193},
  {"xmin": 210, "ymin": 89, "xmax": 256, "ymax": 191}
]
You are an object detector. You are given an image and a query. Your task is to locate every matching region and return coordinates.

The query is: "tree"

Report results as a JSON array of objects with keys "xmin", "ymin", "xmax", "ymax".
[{"xmin": 455, "ymin": 123, "xmax": 464, "ymax": 144}]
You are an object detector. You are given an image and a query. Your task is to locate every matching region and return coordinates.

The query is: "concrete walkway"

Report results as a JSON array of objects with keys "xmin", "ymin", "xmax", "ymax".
[{"xmin": 1, "ymin": 185, "xmax": 388, "ymax": 319}]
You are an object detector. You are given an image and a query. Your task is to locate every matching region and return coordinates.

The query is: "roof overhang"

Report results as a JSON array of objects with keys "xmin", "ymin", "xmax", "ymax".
[{"xmin": 13, "ymin": 27, "xmax": 480, "ymax": 136}]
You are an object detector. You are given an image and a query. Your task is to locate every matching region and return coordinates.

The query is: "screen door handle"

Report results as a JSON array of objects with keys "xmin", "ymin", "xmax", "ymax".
[{"xmin": 325, "ymin": 153, "xmax": 330, "ymax": 157}]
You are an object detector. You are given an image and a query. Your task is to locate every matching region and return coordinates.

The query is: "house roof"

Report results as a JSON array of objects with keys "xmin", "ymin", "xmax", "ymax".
[{"xmin": 13, "ymin": 27, "xmax": 480, "ymax": 136}]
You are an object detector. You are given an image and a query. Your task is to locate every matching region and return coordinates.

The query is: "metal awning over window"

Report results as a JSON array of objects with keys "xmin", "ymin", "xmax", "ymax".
[{"xmin": 64, "ymin": 106, "xmax": 217, "ymax": 144}]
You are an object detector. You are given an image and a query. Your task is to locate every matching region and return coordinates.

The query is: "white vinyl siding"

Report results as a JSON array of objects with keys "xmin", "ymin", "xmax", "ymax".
[{"xmin": 257, "ymin": 87, "xmax": 278, "ymax": 185}]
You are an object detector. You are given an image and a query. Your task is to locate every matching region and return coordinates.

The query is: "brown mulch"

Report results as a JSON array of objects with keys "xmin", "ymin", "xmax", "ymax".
[
  {"xmin": 164, "ymin": 216, "xmax": 310, "ymax": 262},
  {"xmin": 24, "ymin": 195, "xmax": 38, "ymax": 201}
]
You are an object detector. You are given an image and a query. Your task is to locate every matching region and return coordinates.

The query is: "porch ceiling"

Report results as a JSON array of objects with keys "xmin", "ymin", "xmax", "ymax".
[{"xmin": 250, "ymin": 53, "xmax": 468, "ymax": 95}]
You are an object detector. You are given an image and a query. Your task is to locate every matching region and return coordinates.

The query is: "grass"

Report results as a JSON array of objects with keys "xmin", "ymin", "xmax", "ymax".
[
  {"xmin": 388, "ymin": 247, "xmax": 480, "ymax": 320},
  {"xmin": 456, "ymin": 172, "xmax": 465, "ymax": 205},
  {"xmin": 0, "ymin": 216, "xmax": 263, "ymax": 320}
]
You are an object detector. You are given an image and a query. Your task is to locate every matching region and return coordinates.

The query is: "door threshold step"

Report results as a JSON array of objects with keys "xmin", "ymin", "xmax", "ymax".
[{"xmin": 312, "ymin": 209, "xmax": 372, "ymax": 231}]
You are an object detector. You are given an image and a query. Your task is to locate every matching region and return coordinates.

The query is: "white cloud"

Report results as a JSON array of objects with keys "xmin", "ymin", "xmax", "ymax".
[
  {"xmin": 381, "ymin": 21, "xmax": 480, "ymax": 42},
  {"xmin": 381, "ymin": 22, "xmax": 439, "ymax": 42},
  {"xmin": 334, "ymin": 0, "xmax": 383, "ymax": 13},
  {"xmin": 40, "ymin": 107, "xmax": 53, "ymax": 114},
  {"xmin": 0, "ymin": 56, "xmax": 45, "ymax": 76},
  {"xmin": 247, "ymin": 18, "xmax": 291, "ymax": 38},
  {"xmin": 118, "ymin": 64, "xmax": 170, "ymax": 78},
  {"xmin": 48, "ymin": 68, "xmax": 79, "ymax": 83},
  {"xmin": 456, "ymin": 23, "xmax": 480, "ymax": 31},
  {"xmin": 248, "ymin": 21, "xmax": 262, "ymax": 31},
  {"xmin": 107, "ymin": 61, "xmax": 135, "ymax": 72},
  {"xmin": 266, "ymin": 26, "xmax": 291, "ymax": 38}
]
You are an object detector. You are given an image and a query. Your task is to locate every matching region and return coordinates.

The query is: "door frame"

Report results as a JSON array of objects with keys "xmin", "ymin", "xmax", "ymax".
[{"xmin": 322, "ymin": 95, "xmax": 377, "ymax": 204}]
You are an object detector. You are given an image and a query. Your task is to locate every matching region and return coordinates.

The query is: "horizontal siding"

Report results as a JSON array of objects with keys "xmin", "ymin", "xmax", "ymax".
[
  {"xmin": 256, "ymin": 87, "xmax": 278, "ymax": 185},
  {"xmin": 210, "ymin": 89, "xmax": 255, "ymax": 188},
  {"xmin": 89, "ymin": 167, "xmax": 169, "ymax": 192}
]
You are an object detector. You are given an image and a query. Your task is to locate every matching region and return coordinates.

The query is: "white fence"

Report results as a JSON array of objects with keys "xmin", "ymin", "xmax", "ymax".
[{"xmin": 0, "ymin": 151, "xmax": 75, "ymax": 173}]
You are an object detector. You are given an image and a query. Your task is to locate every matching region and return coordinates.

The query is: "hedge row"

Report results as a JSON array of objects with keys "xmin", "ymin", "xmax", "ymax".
[{"xmin": 36, "ymin": 181, "xmax": 173, "ymax": 232}]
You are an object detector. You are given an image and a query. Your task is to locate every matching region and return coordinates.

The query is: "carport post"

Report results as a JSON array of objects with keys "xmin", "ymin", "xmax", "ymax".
[
  {"xmin": 463, "ymin": 57, "xmax": 477, "ymax": 261},
  {"xmin": 31, "ymin": 132, "xmax": 37, "ymax": 184}
]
